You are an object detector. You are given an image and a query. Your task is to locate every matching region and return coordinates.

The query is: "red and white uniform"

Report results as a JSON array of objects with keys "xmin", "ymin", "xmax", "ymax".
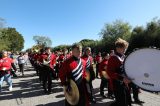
[
  {"xmin": 59, "ymin": 56, "xmax": 89, "ymax": 106},
  {"xmin": 59, "ymin": 56, "xmax": 87, "ymax": 85}
]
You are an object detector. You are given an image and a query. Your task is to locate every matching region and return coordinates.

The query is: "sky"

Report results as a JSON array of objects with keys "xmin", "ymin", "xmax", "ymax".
[{"xmin": 0, "ymin": 0, "xmax": 160, "ymax": 50}]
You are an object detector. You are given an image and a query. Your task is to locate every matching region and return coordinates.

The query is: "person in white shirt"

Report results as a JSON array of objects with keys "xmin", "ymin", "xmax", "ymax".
[{"xmin": 17, "ymin": 52, "xmax": 25, "ymax": 76}]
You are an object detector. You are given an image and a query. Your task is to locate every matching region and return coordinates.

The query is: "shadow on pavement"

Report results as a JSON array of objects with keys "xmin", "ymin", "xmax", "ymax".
[
  {"xmin": 0, "ymin": 74, "xmax": 64, "ymax": 101},
  {"xmin": 35, "ymin": 99, "xmax": 113, "ymax": 106}
]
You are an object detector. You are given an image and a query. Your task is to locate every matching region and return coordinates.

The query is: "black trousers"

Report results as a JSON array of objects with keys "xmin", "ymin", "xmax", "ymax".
[
  {"xmin": 100, "ymin": 78, "xmax": 113, "ymax": 96},
  {"xmin": 34, "ymin": 63, "xmax": 39, "ymax": 76},
  {"xmin": 29, "ymin": 59, "xmax": 34, "ymax": 66},
  {"xmin": 18, "ymin": 64, "xmax": 24, "ymax": 75},
  {"xmin": 96, "ymin": 63, "xmax": 99, "ymax": 77},
  {"xmin": 38, "ymin": 65, "xmax": 43, "ymax": 82},
  {"xmin": 112, "ymin": 80, "xmax": 131, "ymax": 106},
  {"xmin": 54, "ymin": 63, "xmax": 59, "ymax": 78},
  {"xmin": 129, "ymin": 82, "xmax": 139, "ymax": 101},
  {"xmin": 86, "ymin": 79, "xmax": 94, "ymax": 101},
  {"xmin": 42, "ymin": 66, "xmax": 53, "ymax": 92},
  {"xmin": 65, "ymin": 81, "xmax": 88, "ymax": 106}
]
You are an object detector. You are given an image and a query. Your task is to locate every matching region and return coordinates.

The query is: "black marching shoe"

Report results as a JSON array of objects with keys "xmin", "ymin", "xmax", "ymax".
[
  {"xmin": 44, "ymin": 89, "xmax": 48, "ymax": 94},
  {"xmin": 90, "ymin": 97, "xmax": 97, "ymax": 104},
  {"xmin": 47, "ymin": 89, "xmax": 52, "ymax": 94},
  {"xmin": 134, "ymin": 99, "xmax": 145, "ymax": 105},
  {"xmin": 100, "ymin": 94, "xmax": 107, "ymax": 98},
  {"xmin": 108, "ymin": 95, "xmax": 115, "ymax": 99}
]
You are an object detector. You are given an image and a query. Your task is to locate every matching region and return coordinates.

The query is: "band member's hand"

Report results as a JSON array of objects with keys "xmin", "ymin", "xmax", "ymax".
[
  {"xmin": 63, "ymin": 81, "xmax": 72, "ymax": 92},
  {"xmin": 66, "ymin": 84, "xmax": 72, "ymax": 92},
  {"xmin": 2, "ymin": 67, "xmax": 7, "ymax": 71},
  {"xmin": 55, "ymin": 77, "xmax": 59, "ymax": 81},
  {"xmin": 123, "ymin": 77, "xmax": 131, "ymax": 84},
  {"xmin": 104, "ymin": 66, "xmax": 107, "ymax": 70},
  {"xmin": 64, "ymin": 81, "xmax": 69, "ymax": 86}
]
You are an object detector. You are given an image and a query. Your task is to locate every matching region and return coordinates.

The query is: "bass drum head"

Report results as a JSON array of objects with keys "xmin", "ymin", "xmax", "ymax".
[{"xmin": 124, "ymin": 48, "xmax": 160, "ymax": 92}]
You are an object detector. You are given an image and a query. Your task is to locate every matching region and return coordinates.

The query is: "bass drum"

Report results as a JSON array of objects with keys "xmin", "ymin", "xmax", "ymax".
[{"xmin": 124, "ymin": 48, "xmax": 160, "ymax": 92}]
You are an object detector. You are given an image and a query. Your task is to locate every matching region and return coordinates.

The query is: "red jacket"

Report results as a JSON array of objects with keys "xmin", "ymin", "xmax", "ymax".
[
  {"xmin": 38, "ymin": 53, "xmax": 56, "ymax": 69},
  {"xmin": 59, "ymin": 54, "xmax": 70, "ymax": 61},
  {"xmin": 33, "ymin": 53, "xmax": 39, "ymax": 61},
  {"xmin": 107, "ymin": 55, "xmax": 124, "ymax": 80},
  {"xmin": 58, "ymin": 54, "xmax": 64, "ymax": 62},
  {"xmin": 59, "ymin": 56, "xmax": 87, "ymax": 85},
  {"xmin": 99, "ymin": 59, "xmax": 108, "ymax": 77},
  {"xmin": 95, "ymin": 55, "xmax": 102, "ymax": 63},
  {"xmin": 107, "ymin": 54, "xmax": 124, "ymax": 90}
]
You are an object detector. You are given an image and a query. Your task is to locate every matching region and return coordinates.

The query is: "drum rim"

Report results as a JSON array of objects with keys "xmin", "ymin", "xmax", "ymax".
[{"xmin": 123, "ymin": 47, "xmax": 160, "ymax": 92}]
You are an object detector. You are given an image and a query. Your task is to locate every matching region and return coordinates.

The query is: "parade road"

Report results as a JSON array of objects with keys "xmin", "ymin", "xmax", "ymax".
[{"xmin": 0, "ymin": 63, "xmax": 160, "ymax": 106}]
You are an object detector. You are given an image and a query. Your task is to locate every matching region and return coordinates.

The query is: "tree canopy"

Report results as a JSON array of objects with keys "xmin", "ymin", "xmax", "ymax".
[
  {"xmin": 33, "ymin": 35, "xmax": 52, "ymax": 48},
  {"xmin": 0, "ymin": 27, "xmax": 24, "ymax": 51},
  {"xmin": 51, "ymin": 18, "xmax": 160, "ymax": 54}
]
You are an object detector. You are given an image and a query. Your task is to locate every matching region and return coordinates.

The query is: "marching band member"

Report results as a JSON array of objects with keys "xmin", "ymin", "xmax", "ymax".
[
  {"xmin": 81, "ymin": 47, "xmax": 96, "ymax": 103},
  {"xmin": 99, "ymin": 53, "xmax": 113, "ymax": 99},
  {"xmin": 32, "ymin": 52, "xmax": 40, "ymax": 76},
  {"xmin": 58, "ymin": 48, "xmax": 70, "ymax": 68},
  {"xmin": 107, "ymin": 38, "xmax": 132, "ymax": 106},
  {"xmin": 38, "ymin": 47, "xmax": 56, "ymax": 94},
  {"xmin": 0, "ymin": 51, "xmax": 17, "ymax": 92},
  {"xmin": 59, "ymin": 44, "xmax": 89, "ymax": 106},
  {"xmin": 56, "ymin": 48, "xmax": 70, "ymax": 79},
  {"xmin": 95, "ymin": 52, "xmax": 102, "ymax": 78}
]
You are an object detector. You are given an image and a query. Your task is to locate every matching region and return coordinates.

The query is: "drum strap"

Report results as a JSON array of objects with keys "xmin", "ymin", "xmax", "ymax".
[{"xmin": 113, "ymin": 54, "xmax": 125, "ymax": 62}]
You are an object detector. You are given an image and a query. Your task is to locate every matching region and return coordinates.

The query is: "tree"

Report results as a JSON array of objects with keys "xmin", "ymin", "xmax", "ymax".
[
  {"xmin": 79, "ymin": 39, "xmax": 96, "ymax": 49},
  {"xmin": 128, "ymin": 26, "xmax": 145, "ymax": 51},
  {"xmin": 52, "ymin": 45, "xmax": 71, "ymax": 52},
  {"xmin": 128, "ymin": 18, "xmax": 160, "ymax": 51},
  {"xmin": 33, "ymin": 35, "xmax": 52, "ymax": 47},
  {"xmin": 100, "ymin": 20, "xmax": 132, "ymax": 52},
  {"xmin": 101, "ymin": 20, "xmax": 132, "ymax": 41},
  {"xmin": 0, "ymin": 28, "xmax": 24, "ymax": 51}
]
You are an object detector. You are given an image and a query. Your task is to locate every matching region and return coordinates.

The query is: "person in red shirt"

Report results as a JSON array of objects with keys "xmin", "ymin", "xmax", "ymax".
[
  {"xmin": 95, "ymin": 52, "xmax": 102, "ymax": 78},
  {"xmin": 56, "ymin": 48, "xmax": 70, "ymax": 79},
  {"xmin": 59, "ymin": 44, "xmax": 89, "ymax": 106},
  {"xmin": 58, "ymin": 48, "xmax": 70, "ymax": 68},
  {"xmin": 81, "ymin": 47, "xmax": 96, "ymax": 104},
  {"xmin": 0, "ymin": 51, "xmax": 17, "ymax": 92},
  {"xmin": 36, "ymin": 49, "xmax": 45, "ymax": 82},
  {"xmin": 107, "ymin": 38, "xmax": 131, "ymax": 106},
  {"xmin": 38, "ymin": 47, "xmax": 56, "ymax": 94},
  {"xmin": 99, "ymin": 53, "xmax": 114, "ymax": 99},
  {"xmin": 33, "ymin": 52, "xmax": 40, "ymax": 76}
]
